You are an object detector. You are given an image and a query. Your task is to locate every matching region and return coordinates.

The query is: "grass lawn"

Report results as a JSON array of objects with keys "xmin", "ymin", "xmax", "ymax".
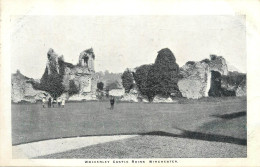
[{"xmin": 12, "ymin": 97, "xmax": 246, "ymax": 146}]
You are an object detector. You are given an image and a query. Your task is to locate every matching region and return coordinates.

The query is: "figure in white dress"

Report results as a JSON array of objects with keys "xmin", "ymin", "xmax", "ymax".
[
  {"xmin": 42, "ymin": 97, "xmax": 46, "ymax": 108},
  {"xmin": 61, "ymin": 98, "xmax": 65, "ymax": 108}
]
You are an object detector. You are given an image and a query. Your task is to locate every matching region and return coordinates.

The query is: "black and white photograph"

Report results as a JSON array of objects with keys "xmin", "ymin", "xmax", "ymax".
[{"xmin": 1, "ymin": 0, "xmax": 260, "ymax": 166}]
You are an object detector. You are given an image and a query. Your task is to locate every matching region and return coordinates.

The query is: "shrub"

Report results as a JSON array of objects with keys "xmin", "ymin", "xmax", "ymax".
[
  {"xmin": 200, "ymin": 58, "xmax": 210, "ymax": 64},
  {"xmin": 97, "ymin": 82, "xmax": 104, "ymax": 91},
  {"xmin": 186, "ymin": 61, "xmax": 195, "ymax": 65},
  {"xmin": 121, "ymin": 69, "xmax": 134, "ymax": 93},
  {"xmin": 210, "ymin": 54, "xmax": 217, "ymax": 60}
]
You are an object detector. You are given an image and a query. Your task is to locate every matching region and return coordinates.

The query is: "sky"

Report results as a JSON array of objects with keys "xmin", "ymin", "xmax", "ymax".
[{"xmin": 11, "ymin": 15, "xmax": 246, "ymax": 79}]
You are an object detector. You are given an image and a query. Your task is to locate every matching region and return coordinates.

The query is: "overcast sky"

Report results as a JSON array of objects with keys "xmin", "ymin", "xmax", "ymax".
[{"xmin": 11, "ymin": 15, "xmax": 246, "ymax": 78}]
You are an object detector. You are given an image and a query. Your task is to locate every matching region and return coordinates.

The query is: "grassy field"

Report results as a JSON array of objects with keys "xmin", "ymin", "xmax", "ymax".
[{"xmin": 12, "ymin": 97, "xmax": 246, "ymax": 146}]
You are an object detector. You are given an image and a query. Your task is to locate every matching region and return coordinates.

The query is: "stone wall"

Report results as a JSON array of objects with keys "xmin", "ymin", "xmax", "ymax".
[
  {"xmin": 61, "ymin": 49, "xmax": 97, "ymax": 101},
  {"xmin": 63, "ymin": 66, "xmax": 97, "ymax": 101},
  {"xmin": 11, "ymin": 48, "xmax": 97, "ymax": 103},
  {"xmin": 12, "ymin": 71, "xmax": 48, "ymax": 103},
  {"xmin": 178, "ymin": 61, "xmax": 210, "ymax": 99},
  {"xmin": 209, "ymin": 55, "xmax": 228, "ymax": 75},
  {"xmin": 177, "ymin": 55, "xmax": 242, "ymax": 99}
]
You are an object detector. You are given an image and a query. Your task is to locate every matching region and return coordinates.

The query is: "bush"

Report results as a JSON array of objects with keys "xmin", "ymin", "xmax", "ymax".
[
  {"xmin": 186, "ymin": 61, "xmax": 195, "ymax": 65},
  {"xmin": 121, "ymin": 69, "xmax": 134, "ymax": 93},
  {"xmin": 210, "ymin": 54, "xmax": 217, "ymax": 60},
  {"xmin": 97, "ymin": 82, "xmax": 104, "ymax": 91},
  {"xmin": 200, "ymin": 58, "xmax": 210, "ymax": 64}
]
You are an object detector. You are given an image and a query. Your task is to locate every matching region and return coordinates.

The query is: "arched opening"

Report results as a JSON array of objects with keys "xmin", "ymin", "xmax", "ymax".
[{"xmin": 83, "ymin": 56, "xmax": 89, "ymax": 65}]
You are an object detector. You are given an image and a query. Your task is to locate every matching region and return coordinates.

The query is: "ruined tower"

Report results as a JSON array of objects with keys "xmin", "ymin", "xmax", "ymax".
[
  {"xmin": 46, "ymin": 48, "xmax": 60, "ymax": 74},
  {"xmin": 78, "ymin": 48, "xmax": 95, "ymax": 72}
]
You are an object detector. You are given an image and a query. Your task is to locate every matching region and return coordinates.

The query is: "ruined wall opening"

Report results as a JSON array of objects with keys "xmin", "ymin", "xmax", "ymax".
[
  {"xmin": 83, "ymin": 56, "xmax": 89, "ymax": 66},
  {"xmin": 208, "ymin": 70, "xmax": 222, "ymax": 97},
  {"xmin": 208, "ymin": 70, "xmax": 236, "ymax": 97}
]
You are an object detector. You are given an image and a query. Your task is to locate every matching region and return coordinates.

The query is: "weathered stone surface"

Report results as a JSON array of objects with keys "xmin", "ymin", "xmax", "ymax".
[
  {"xmin": 59, "ymin": 92, "xmax": 69, "ymax": 100},
  {"xmin": 236, "ymin": 83, "xmax": 246, "ymax": 96},
  {"xmin": 12, "ymin": 71, "xmax": 48, "ymax": 103},
  {"xmin": 209, "ymin": 55, "xmax": 228, "ymax": 75},
  {"xmin": 79, "ymin": 48, "xmax": 95, "ymax": 71},
  {"xmin": 69, "ymin": 94, "xmax": 97, "ymax": 101},
  {"xmin": 121, "ymin": 94, "xmax": 138, "ymax": 102},
  {"xmin": 12, "ymin": 48, "xmax": 97, "ymax": 103},
  {"xmin": 178, "ymin": 61, "xmax": 210, "ymax": 99},
  {"xmin": 178, "ymin": 55, "xmax": 230, "ymax": 99},
  {"xmin": 153, "ymin": 95, "xmax": 176, "ymax": 103},
  {"xmin": 62, "ymin": 66, "xmax": 95, "ymax": 94},
  {"xmin": 46, "ymin": 48, "xmax": 97, "ymax": 100},
  {"xmin": 109, "ymin": 88, "xmax": 125, "ymax": 97},
  {"xmin": 121, "ymin": 89, "xmax": 139, "ymax": 102},
  {"xmin": 46, "ymin": 48, "xmax": 60, "ymax": 74}
]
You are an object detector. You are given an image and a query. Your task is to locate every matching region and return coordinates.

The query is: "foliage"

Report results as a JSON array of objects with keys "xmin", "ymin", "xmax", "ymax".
[
  {"xmin": 133, "ymin": 64, "xmax": 152, "ymax": 99},
  {"xmin": 185, "ymin": 61, "xmax": 195, "ymax": 66},
  {"xmin": 210, "ymin": 54, "xmax": 217, "ymax": 60},
  {"xmin": 31, "ymin": 57, "xmax": 79, "ymax": 98},
  {"xmin": 146, "ymin": 48, "xmax": 181, "ymax": 101},
  {"xmin": 121, "ymin": 69, "xmax": 134, "ymax": 93},
  {"xmin": 31, "ymin": 60, "xmax": 65, "ymax": 98},
  {"xmin": 68, "ymin": 80, "xmax": 79, "ymax": 96},
  {"xmin": 105, "ymin": 81, "xmax": 121, "ymax": 91},
  {"xmin": 222, "ymin": 71, "xmax": 246, "ymax": 88},
  {"xmin": 97, "ymin": 82, "xmax": 104, "ymax": 91},
  {"xmin": 200, "ymin": 58, "xmax": 210, "ymax": 64},
  {"xmin": 96, "ymin": 70, "xmax": 123, "ymax": 89}
]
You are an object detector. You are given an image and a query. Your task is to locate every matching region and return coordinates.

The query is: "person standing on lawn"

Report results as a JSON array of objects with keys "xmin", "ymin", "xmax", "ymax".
[
  {"xmin": 42, "ymin": 97, "xmax": 46, "ymax": 108},
  {"xmin": 48, "ymin": 97, "xmax": 52, "ymax": 108},
  {"xmin": 110, "ymin": 96, "xmax": 115, "ymax": 110},
  {"xmin": 61, "ymin": 98, "xmax": 65, "ymax": 108},
  {"xmin": 52, "ymin": 98, "xmax": 56, "ymax": 108},
  {"xmin": 57, "ymin": 97, "xmax": 61, "ymax": 107}
]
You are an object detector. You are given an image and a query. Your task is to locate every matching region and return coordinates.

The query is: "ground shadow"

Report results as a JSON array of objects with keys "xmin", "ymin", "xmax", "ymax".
[
  {"xmin": 211, "ymin": 111, "xmax": 246, "ymax": 120},
  {"xmin": 13, "ymin": 129, "xmax": 247, "ymax": 146},
  {"xmin": 140, "ymin": 129, "xmax": 246, "ymax": 146}
]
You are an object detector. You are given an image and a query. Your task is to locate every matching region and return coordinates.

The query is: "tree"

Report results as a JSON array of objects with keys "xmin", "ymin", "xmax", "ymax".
[
  {"xmin": 31, "ymin": 64, "xmax": 65, "ymax": 98},
  {"xmin": 30, "ymin": 50, "xmax": 78, "ymax": 98},
  {"xmin": 121, "ymin": 69, "xmax": 134, "ymax": 93},
  {"xmin": 133, "ymin": 64, "xmax": 152, "ymax": 99},
  {"xmin": 105, "ymin": 81, "xmax": 121, "ymax": 91},
  {"xmin": 146, "ymin": 48, "xmax": 180, "ymax": 100},
  {"xmin": 97, "ymin": 82, "xmax": 104, "ymax": 91},
  {"xmin": 68, "ymin": 80, "xmax": 79, "ymax": 96}
]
